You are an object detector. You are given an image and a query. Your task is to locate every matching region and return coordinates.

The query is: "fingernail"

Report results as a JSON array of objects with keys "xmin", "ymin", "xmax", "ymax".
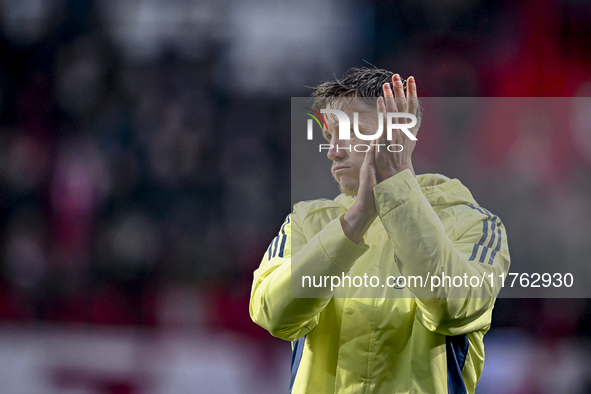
[
  {"xmin": 384, "ymin": 83, "xmax": 391, "ymax": 91},
  {"xmin": 394, "ymin": 74, "xmax": 400, "ymax": 81},
  {"xmin": 409, "ymin": 76, "xmax": 415, "ymax": 83}
]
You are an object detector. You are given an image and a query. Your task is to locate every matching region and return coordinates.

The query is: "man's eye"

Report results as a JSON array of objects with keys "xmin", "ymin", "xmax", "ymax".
[{"xmin": 325, "ymin": 134, "xmax": 332, "ymax": 141}]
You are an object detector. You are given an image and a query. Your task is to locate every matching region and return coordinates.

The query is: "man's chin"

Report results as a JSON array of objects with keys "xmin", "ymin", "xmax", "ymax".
[
  {"xmin": 333, "ymin": 174, "xmax": 359, "ymax": 196},
  {"xmin": 339, "ymin": 183, "xmax": 359, "ymax": 197}
]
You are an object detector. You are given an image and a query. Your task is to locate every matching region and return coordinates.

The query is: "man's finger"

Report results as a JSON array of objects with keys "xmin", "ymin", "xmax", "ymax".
[
  {"xmin": 376, "ymin": 96, "xmax": 389, "ymax": 146},
  {"xmin": 392, "ymin": 74, "xmax": 407, "ymax": 114},
  {"xmin": 364, "ymin": 137, "xmax": 376, "ymax": 166},
  {"xmin": 382, "ymin": 83, "xmax": 400, "ymax": 145},
  {"xmin": 361, "ymin": 137, "xmax": 378, "ymax": 185},
  {"xmin": 383, "ymin": 82, "xmax": 398, "ymax": 114},
  {"xmin": 407, "ymin": 76, "xmax": 418, "ymax": 118}
]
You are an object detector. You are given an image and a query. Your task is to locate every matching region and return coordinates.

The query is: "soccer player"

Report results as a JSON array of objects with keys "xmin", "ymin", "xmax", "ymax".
[{"xmin": 250, "ymin": 68, "xmax": 510, "ymax": 394}]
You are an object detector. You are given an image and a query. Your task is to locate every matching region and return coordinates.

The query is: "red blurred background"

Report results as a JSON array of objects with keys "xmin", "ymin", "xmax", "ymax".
[{"xmin": 0, "ymin": 0, "xmax": 590, "ymax": 392}]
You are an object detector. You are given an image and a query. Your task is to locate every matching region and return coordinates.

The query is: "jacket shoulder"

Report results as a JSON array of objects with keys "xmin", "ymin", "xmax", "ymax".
[
  {"xmin": 292, "ymin": 198, "xmax": 347, "ymax": 240},
  {"xmin": 293, "ymin": 197, "xmax": 344, "ymax": 218},
  {"xmin": 440, "ymin": 202, "xmax": 503, "ymax": 241}
]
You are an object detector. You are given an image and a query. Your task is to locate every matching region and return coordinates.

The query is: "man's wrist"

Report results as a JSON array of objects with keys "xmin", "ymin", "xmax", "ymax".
[{"xmin": 341, "ymin": 204, "xmax": 377, "ymax": 244}]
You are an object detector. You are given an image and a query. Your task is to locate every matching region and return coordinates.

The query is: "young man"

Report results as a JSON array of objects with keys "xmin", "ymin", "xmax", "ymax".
[{"xmin": 250, "ymin": 68, "xmax": 510, "ymax": 394}]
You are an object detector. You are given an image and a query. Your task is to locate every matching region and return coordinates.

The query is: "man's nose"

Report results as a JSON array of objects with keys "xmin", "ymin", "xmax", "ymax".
[{"xmin": 327, "ymin": 141, "xmax": 347, "ymax": 161}]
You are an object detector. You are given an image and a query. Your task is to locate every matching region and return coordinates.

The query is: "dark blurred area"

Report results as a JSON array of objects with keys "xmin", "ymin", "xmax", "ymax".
[{"xmin": 0, "ymin": 0, "xmax": 590, "ymax": 393}]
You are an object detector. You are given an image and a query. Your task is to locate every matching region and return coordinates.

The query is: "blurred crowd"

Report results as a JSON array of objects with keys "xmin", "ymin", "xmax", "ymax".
[
  {"xmin": 0, "ymin": 0, "xmax": 591, "ymax": 392},
  {"xmin": 0, "ymin": 0, "xmax": 292, "ymax": 335}
]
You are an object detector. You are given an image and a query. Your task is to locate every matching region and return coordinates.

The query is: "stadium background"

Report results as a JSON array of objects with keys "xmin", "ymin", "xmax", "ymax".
[{"xmin": 0, "ymin": 0, "xmax": 590, "ymax": 392}]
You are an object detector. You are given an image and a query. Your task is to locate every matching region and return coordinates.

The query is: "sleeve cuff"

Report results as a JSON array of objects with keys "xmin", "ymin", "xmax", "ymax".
[
  {"xmin": 317, "ymin": 215, "xmax": 368, "ymax": 271},
  {"xmin": 374, "ymin": 169, "xmax": 422, "ymax": 217}
]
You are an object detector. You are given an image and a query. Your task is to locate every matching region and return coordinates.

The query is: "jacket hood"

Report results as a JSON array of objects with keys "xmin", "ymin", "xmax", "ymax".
[{"xmin": 416, "ymin": 173, "xmax": 478, "ymax": 207}]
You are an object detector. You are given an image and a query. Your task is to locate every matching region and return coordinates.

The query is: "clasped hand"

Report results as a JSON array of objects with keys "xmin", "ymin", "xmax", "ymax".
[
  {"xmin": 356, "ymin": 74, "xmax": 418, "ymax": 215},
  {"xmin": 342, "ymin": 74, "xmax": 419, "ymax": 244}
]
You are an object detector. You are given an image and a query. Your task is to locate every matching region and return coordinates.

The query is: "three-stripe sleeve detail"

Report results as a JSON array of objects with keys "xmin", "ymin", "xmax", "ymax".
[
  {"xmin": 446, "ymin": 335, "xmax": 469, "ymax": 394},
  {"xmin": 267, "ymin": 214, "xmax": 291, "ymax": 260},
  {"xmin": 465, "ymin": 204, "xmax": 503, "ymax": 265},
  {"xmin": 289, "ymin": 336, "xmax": 306, "ymax": 394}
]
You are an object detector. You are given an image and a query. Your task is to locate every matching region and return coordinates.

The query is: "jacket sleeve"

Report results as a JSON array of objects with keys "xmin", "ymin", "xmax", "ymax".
[
  {"xmin": 249, "ymin": 206, "xmax": 368, "ymax": 341},
  {"xmin": 374, "ymin": 169, "xmax": 511, "ymax": 336}
]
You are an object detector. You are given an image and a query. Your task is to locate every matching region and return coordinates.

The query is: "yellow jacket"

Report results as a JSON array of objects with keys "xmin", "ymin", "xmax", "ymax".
[{"xmin": 250, "ymin": 170, "xmax": 510, "ymax": 394}]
